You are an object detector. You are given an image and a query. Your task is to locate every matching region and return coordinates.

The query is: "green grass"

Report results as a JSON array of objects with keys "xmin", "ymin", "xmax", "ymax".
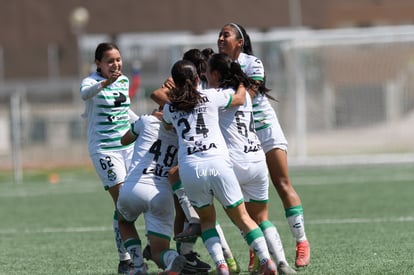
[{"xmin": 1, "ymin": 163, "xmax": 413, "ymax": 274}]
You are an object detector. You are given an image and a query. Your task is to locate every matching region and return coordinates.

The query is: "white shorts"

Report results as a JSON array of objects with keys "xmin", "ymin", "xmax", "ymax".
[
  {"xmin": 256, "ymin": 120, "xmax": 288, "ymax": 154},
  {"xmin": 233, "ymin": 159, "xmax": 269, "ymax": 202},
  {"xmin": 117, "ymin": 181, "xmax": 175, "ymax": 239},
  {"xmin": 90, "ymin": 148, "xmax": 133, "ymax": 190},
  {"xmin": 179, "ymin": 158, "xmax": 244, "ymax": 209}
]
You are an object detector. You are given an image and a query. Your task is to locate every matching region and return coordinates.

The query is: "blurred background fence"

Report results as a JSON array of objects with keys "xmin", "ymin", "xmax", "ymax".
[{"xmin": 1, "ymin": 25, "xmax": 414, "ymax": 178}]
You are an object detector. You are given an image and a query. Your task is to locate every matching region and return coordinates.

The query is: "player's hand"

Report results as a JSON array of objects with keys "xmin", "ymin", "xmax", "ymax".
[
  {"xmin": 102, "ymin": 70, "xmax": 122, "ymax": 88},
  {"xmin": 152, "ymin": 108, "xmax": 163, "ymax": 120},
  {"xmin": 162, "ymin": 77, "xmax": 175, "ymax": 90},
  {"xmin": 107, "ymin": 70, "xmax": 122, "ymax": 84}
]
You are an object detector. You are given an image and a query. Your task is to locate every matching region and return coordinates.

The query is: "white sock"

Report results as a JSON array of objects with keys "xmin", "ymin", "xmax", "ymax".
[
  {"xmin": 124, "ymin": 238, "xmax": 144, "ymax": 268},
  {"xmin": 202, "ymin": 228, "xmax": 226, "ymax": 267},
  {"xmin": 173, "ymin": 187, "xmax": 200, "ymax": 224},
  {"xmin": 245, "ymin": 228, "xmax": 271, "ymax": 264},
  {"xmin": 179, "ymin": 241, "xmax": 196, "ymax": 255},
  {"xmin": 161, "ymin": 249, "xmax": 180, "ymax": 269},
  {"xmin": 260, "ymin": 220, "xmax": 287, "ymax": 265},
  {"xmin": 215, "ymin": 223, "xmax": 234, "ymax": 259},
  {"xmin": 113, "ymin": 211, "xmax": 131, "ymax": 261},
  {"xmin": 286, "ymin": 205, "xmax": 307, "ymax": 242},
  {"xmin": 287, "ymin": 214, "xmax": 307, "ymax": 242}
]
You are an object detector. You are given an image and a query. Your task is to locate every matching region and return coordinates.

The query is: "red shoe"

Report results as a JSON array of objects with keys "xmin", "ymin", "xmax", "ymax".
[
  {"xmin": 295, "ymin": 240, "xmax": 310, "ymax": 268},
  {"xmin": 247, "ymin": 249, "xmax": 255, "ymax": 272},
  {"xmin": 158, "ymin": 255, "xmax": 187, "ymax": 275},
  {"xmin": 260, "ymin": 259, "xmax": 277, "ymax": 275},
  {"xmin": 216, "ymin": 263, "xmax": 230, "ymax": 275}
]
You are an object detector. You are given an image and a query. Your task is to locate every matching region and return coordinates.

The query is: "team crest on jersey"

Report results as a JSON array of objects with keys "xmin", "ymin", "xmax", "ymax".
[
  {"xmin": 107, "ymin": 169, "xmax": 117, "ymax": 181},
  {"xmin": 114, "ymin": 92, "xmax": 127, "ymax": 107}
]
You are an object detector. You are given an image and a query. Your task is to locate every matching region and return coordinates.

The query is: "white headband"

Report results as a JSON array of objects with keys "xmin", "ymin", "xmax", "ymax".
[{"xmin": 229, "ymin": 23, "xmax": 245, "ymax": 47}]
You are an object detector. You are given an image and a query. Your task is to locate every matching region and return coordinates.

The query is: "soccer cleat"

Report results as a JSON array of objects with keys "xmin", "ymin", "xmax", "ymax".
[
  {"xmin": 260, "ymin": 259, "xmax": 277, "ymax": 275},
  {"xmin": 248, "ymin": 250, "xmax": 260, "ymax": 274},
  {"xmin": 226, "ymin": 257, "xmax": 241, "ymax": 274},
  {"xmin": 216, "ymin": 263, "xmax": 230, "ymax": 275},
  {"xmin": 129, "ymin": 264, "xmax": 148, "ymax": 275},
  {"xmin": 118, "ymin": 259, "xmax": 133, "ymax": 274},
  {"xmin": 143, "ymin": 244, "xmax": 152, "ymax": 261},
  {"xmin": 247, "ymin": 250, "xmax": 255, "ymax": 272},
  {"xmin": 158, "ymin": 255, "xmax": 187, "ymax": 275},
  {"xmin": 295, "ymin": 240, "xmax": 310, "ymax": 268},
  {"xmin": 182, "ymin": 251, "xmax": 211, "ymax": 274},
  {"xmin": 174, "ymin": 223, "xmax": 202, "ymax": 242},
  {"xmin": 277, "ymin": 262, "xmax": 297, "ymax": 274}
]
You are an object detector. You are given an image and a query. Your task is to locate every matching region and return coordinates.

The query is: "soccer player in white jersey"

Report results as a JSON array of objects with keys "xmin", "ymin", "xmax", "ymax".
[
  {"xmin": 218, "ymin": 23, "xmax": 311, "ymax": 269},
  {"xmin": 80, "ymin": 42, "xmax": 138, "ymax": 274},
  {"xmin": 151, "ymin": 48, "xmax": 240, "ymax": 273},
  {"xmin": 116, "ymin": 111, "xmax": 189, "ymax": 275},
  {"xmin": 207, "ymin": 53, "xmax": 297, "ymax": 274},
  {"xmin": 162, "ymin": 60, "xmax": 277, "ymax": 275}
]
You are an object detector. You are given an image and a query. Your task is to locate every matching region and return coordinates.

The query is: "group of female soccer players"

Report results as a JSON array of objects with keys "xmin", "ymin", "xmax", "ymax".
[{"xmin": 80, "ymin": 23, "xmax": 310, "ymax": 275}]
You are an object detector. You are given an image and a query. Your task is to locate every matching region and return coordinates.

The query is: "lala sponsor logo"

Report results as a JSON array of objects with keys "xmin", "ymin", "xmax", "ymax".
[{"xmin": 187, "ymin": 141, "xmax": 217, "ymax": 155}]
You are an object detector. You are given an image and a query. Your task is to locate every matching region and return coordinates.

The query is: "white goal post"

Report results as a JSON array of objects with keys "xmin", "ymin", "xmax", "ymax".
[
  {"xmin": 3, "ymin": 25, "xmax": 414, "ymax": 176},
  {"xmin": 266, "ymin": 26, "xmax": 414, "ymax": 165}
]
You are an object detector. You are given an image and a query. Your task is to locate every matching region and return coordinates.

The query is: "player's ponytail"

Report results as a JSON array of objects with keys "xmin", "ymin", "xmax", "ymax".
[
  {"xmin": 169, "ymin": 60, "xmax": 202, "ymax": 112},
  {"xmin": 208, "ymin": 53, "xmax": 254, "ymax": 91}
]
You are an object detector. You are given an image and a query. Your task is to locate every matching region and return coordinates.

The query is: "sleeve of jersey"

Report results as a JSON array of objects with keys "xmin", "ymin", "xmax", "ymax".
[
  {"xmin": 128, "ymin": 109, "xmax": 139, "ymax": 123},
  {"xmin": 215, "ymin": 91, "xmax": 232, "ymax": 109},
  {"xmin": 162, "ymin": 104, "xmax": 173, "ymax": 125},
  {"xmin": 248, "ymin": 58, "xmax": 265, "ymax": 82},
  {"xmin": 131, "ymin": 117, "xmax": 144, "ymax": 136},
  {"xmin": 80, "ymin": 78, "xmax": 103, "ymax": 100}
]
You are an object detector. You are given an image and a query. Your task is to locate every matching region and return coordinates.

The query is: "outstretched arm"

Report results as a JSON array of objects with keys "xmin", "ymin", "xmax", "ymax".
[
  {"xmin": 150, "ymin": 77, "xmax": 175, "ymax": 107},
  {"xmin": 80, "ymin": 71, "xmax": 122, "ymax": 100},
  {"xmin": 229, "ymin": 83, "xmax": 247, "ymax": 107}
]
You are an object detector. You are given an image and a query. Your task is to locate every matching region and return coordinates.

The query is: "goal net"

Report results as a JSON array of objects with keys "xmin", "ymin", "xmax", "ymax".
[
  {"xmin": 259, "ymin": 26, "xmax": 414, "ymax": 165},
  {"xmin": 3, "ymin": 26, "xmax": 414, "ymax": 171}
]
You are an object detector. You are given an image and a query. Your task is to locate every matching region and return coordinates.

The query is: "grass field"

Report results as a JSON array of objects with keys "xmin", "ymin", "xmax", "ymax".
[{"xmin": 1, "ymin": 163, "xmax": 413, "ymax": 275}]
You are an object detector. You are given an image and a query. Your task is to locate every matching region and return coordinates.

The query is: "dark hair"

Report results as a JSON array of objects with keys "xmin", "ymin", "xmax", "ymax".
[
  {"xmin": 94, "ymin": 42, "xmax": 120, "ymax": 72},
  {"xmin": 95, "ymin": 42, "xmax": 119, "ymax": 61},
  {"xmin": 168, "ymin": 60, "xmax": 203, "ymax": 112},
  {"xmin": 227, "ymin": 23, "xmax": 253, "ymax": 55},
  {"xmin": 225, "ymin": 23, "xmax": 274, "ymax": 100},
  {"xmin": 208, "ymin": 53, "xmax": 254, "ymax": 90},
  {"xmin": 258, "ymin": 74, "xmax": 275, "ymax": 100},
  {"xmin": 182, "ymin": 49, "xmax": 208, "ymax": 82},
  {"xmin": 201, "ymin": 48, "xmax": 214, "ymax": 59}
]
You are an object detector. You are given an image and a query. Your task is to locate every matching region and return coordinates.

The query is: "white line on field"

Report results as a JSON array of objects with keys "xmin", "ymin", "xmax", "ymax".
[
  {"xmin": 1, "ymin": 216, "xmax": 413, "ymax": 235},
  {"xmin": 305, "ymin": 216, "xmax": 414, "ymax": 224},
  {"xmin": 0, "ymin": 226, "xmax": 113, "ymax": 234}
]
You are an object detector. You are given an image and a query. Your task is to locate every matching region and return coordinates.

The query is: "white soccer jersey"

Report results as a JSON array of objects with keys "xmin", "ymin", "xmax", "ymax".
[
  {"xmin": 219, "ymin": 89, "xmax": 265, "ymax": 163},
  {"xmin": 163, "ymin": 89, "xmax": 246, "ymax": 208},
  {"xmin": 237, "ymin": 52, "xmax": 277, "ymax": 132},
  {"xmin": 162, "ymin": 89, "xmax": 232, "ymax": 164},
  {"xmin": 219, "ymin": 88, "xmax": 268, "ymax": 202},
  {"xmin": 117, "ymin": 114, "xmax": 178, "ymax": 237},
  {"xmin": 238, "ymin": 52, "xmax": 288, "ymax": 152},
  {"xmin": 238, "ymin": 52, "xmax": 265, "ymax": 82},
  {"xmin": 126, "ymin": 114, "xmax": 179, "ymax": 186},
  {"xmin": 80, "ymin": 71, "xmax": 133, "ymax": 154}
]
